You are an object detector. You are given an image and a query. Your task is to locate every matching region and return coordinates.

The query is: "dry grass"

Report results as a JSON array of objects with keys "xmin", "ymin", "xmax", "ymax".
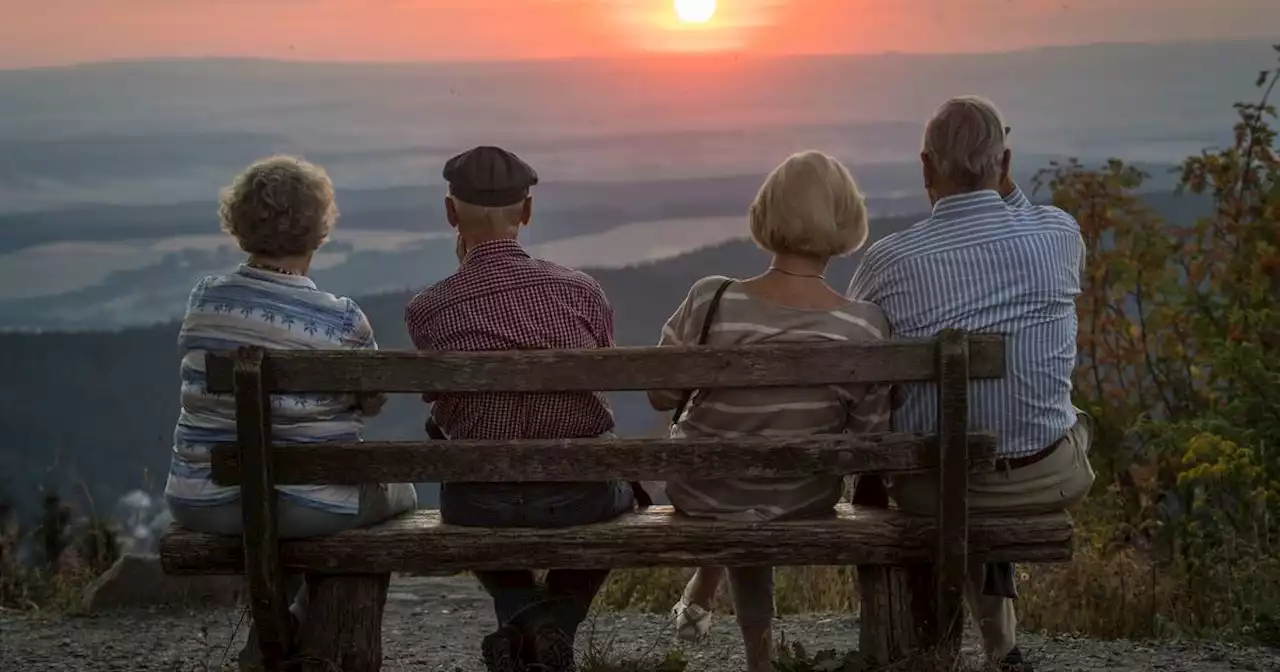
[
  {"xmin": 1018, "ymin": 539, "xmax": 1280, "ymax": 643},
  {"xmin": 595, "ymin": 519, "xmax": 1280, "ymax": 647},
  {"xmin": 0, "ymin": 564, "xmax": 96, "ymax": 613},
  {"xmin": 596, "ymin": 566, "xmax": 859, "ymax": 616},
  {"xmin": 9, "ymin": 520, "xmax": 1277, "ymax": 648},
  {"xmin": 578, "ymin": 647, "xmax": 690, "ymax": 672}
]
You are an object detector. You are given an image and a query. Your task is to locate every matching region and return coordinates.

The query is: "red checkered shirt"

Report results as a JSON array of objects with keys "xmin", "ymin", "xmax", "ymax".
[{"xmin": 404, "ymin": 239, "xmax": 616, "ymax": 440}]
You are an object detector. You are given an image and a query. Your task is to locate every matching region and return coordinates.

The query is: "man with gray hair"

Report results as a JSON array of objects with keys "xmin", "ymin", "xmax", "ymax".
[
  {"xmin": 405, "ymin": 146, "xmax": 637, "ymax": 672},
  {"xmin": 846, "ymin": 96, "xmax": 1095, "ymax": 672}
]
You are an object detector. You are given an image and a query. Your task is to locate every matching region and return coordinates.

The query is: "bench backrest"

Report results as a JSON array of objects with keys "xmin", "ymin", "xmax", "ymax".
[
  {"xmin": 204, "ymin": 332, "xmax": 1005, "ymax": 484},
  {"xmin": 203, "ymin": 329, "xmax": 1004, "ymax": 663}
]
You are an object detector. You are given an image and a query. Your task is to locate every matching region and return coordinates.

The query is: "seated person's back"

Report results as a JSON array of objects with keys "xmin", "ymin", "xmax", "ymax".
[
  {"xmin": 657, "ymin": 274, "xmax": 889, "ymax": 522},
  {"xmin": 651, "ymin": 151, "xmax": 891, "ymax": 672},
  {"xmin": 167, "ymin": 155, "xmax": 416, "ymax": 538},
  {"xmin": 405, "ymin": 238, "xmax": 614, "ymax": 441},
  {"xmin": 172, "ymin": 263, "xmax": 372, "ymax": 515},
  {"xmin": 845, "ymin": 96, "xmax": 1094, "ymax": 672},
  {"xmin": 403, "ymin": 146, "xmax": 633, "ymax": 670}
]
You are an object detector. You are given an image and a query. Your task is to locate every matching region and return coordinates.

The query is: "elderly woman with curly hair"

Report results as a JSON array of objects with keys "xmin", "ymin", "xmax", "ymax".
[
  {"xmin": 650, "ymin": 151, "xmax": 892, "ymax": 672},
  {"xmin": 165, "ymin": 156, "xmax": 417, "ymax": 663}
]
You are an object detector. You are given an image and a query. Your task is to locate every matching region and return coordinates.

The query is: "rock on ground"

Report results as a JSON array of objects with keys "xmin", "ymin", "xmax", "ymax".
[
  {"xmin": 2, "ymin": 575, "xmax": 1277, "ymax": 672},
  {"xmin": 80, "ymin": 554, "xmax": 244, "ymax": 612}
]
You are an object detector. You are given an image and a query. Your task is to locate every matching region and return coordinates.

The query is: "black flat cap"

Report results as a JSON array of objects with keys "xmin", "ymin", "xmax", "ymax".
[{"xmin": 443, "ymin": 146, "xmax": 539, "ymax": 207}]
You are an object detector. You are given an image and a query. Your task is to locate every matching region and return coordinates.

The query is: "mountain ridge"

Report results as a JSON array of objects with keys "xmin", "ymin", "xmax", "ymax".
[
  {"xmin": 3, "ymin": 38, "xmax": 1271, "ymax": 74},
  {"xmin": 0, "ymin": 236, "xmax": 787, "ymax": 519},
  {"xmin": 0, "ymin": 184, "xmax": 1218, "ymax": 519}
]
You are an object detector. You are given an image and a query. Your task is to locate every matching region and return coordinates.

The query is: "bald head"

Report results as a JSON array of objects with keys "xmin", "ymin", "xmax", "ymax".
[{"xmin": 921, "ymin": 95, "xmax": 1011, "ymax": 199}]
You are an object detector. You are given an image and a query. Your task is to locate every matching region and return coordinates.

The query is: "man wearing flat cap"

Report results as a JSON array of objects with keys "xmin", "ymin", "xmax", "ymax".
[{"xmin": 405, "ymin": 146, "xmax": 636, "ymax": 672}]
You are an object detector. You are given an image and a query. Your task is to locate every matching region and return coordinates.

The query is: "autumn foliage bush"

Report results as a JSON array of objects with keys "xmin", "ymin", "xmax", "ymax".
[
  {"xmin": 602, "ymin": 45, "xmax": 1280, "ymax": 645},
  {"xmin": 1017, "ymin": 43, "xmax": 1280, "ymax": 643}
]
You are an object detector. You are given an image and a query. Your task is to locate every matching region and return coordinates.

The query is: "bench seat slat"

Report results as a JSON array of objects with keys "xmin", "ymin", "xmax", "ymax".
[
  {"xmin": 204, "ymin": 337, "xmax": 1007, "ymax": 394},
  {"xmin": 160, "ymin": 504, "xmax": 1073, "ymax": 575},
  {"xmin": 209, "ymin": 433, "xmax": 999, "ymax": 485}
]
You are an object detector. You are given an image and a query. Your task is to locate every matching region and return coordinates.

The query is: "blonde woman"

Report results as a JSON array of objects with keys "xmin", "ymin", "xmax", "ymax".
[{"xmin": 648, "ymin": 151, "xmax": 892, "ymax": 672}]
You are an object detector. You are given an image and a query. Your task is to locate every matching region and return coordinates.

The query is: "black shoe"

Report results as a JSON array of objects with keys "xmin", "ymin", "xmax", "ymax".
[
  {"xmin": 482, "ymin": 624, "xmax": 525, "ymax": 672},
  {"xmin": 998, "ymin": 647, "xmax": 1033, "ymax": 672},
  {"xmin": 527, "ymin": 622, "xmax": 575, "ymax": 672}
]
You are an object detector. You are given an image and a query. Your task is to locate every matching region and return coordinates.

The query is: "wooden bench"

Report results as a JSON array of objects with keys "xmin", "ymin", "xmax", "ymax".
[{"xmin": 160, "ymin": 329, "xmax": 1075, "ymax": 671}]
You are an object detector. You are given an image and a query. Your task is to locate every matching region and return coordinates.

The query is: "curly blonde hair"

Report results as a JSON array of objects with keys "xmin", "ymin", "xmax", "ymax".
[
  {"xmin": 749, "ymin": 150, "xmax": 868, "ymax": 258},
  {"xmin": 218, "ymin": 155, "xmax": 338, "ymax": 257}
]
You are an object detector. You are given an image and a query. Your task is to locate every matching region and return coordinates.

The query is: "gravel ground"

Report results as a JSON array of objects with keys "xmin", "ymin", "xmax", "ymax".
[{"xmin": 2, "ymin": 575, "xmax": 1277, "ymax": 672}]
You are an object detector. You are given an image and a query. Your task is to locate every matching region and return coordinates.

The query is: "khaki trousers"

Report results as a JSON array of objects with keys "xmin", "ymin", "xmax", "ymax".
[{"xmin": 886, "ymin": 412, "xmax": 1096, "ymax": 659}]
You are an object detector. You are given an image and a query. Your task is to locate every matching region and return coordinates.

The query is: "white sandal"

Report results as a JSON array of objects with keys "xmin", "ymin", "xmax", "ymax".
[{"xmin": 670, "ymin": 597, "xmax": 713, "ymax": 642}]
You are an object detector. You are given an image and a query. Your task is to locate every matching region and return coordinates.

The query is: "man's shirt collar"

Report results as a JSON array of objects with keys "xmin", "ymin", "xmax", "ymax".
[
  {"xmin": 931, "ymin": 189, "xmax": 1007, "ymax": 219},
  {"xmin": 461, "ymin": 239, "xmax": 529, "ymax": 266}
]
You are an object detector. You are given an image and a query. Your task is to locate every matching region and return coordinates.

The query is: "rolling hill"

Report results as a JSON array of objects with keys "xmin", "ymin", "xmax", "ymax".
[
  {"xmin": 0, "ymin": 235, "xmax": 814, "ymax": 519},
  {"xmin": 0, "ymin": 186, "xmax": 1213, "ymax": 520}
]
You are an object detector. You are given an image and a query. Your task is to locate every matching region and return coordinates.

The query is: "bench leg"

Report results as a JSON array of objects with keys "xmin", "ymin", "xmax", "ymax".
[
  {"xmin": 295, "ymin": 573, "xmax": 391, "ymax": 672},
  {"xmin": 857, "ymin": 564, "xmax": 936, "ymax": 666}
]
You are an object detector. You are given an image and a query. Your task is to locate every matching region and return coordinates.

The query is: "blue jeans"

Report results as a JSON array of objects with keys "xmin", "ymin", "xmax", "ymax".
[
  {"xmin": 440, "ymin": 480, "xmax": 635, "ymax": 639},
  {"xmin": 168, "ymin": 483, "xmax": 419, "ymax": 539},
  {"xmin": 169, "ymin": 483, "xmax": 418, "ymax": 626}
]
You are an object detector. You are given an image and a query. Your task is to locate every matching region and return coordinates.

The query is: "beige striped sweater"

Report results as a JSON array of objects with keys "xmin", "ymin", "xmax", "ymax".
[{"xmin": 653, "ymin": 275, "xmax": 892, "ymax": 522}]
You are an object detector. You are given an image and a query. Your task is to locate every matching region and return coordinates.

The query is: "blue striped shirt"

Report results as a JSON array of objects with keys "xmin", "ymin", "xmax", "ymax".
[
  {"xmin": 165, "ymin": 264, "xmax": 376, "ymax": 514},
  {"xmin": 846, "ymin": 187, "xmax": 1084, "ymax": 458}
]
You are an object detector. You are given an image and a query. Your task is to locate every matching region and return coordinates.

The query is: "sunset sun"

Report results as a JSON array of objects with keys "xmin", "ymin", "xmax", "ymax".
[{"xmin": 674, "ymin": 0, "xmax": 717, "ymax": 24}]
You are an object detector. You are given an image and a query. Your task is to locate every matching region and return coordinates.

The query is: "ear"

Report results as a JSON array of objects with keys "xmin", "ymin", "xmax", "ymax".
[
  {"xmin": 520, "ymin": 196, "xmax": 533, "ymax": 227},
  {"xmin": 999, "ymin": 148, "xmax": 1012, "ymax": 185},
  {"xmin": 445, "ymin": 197, "xmax": 459, "ymax": 229},
  {"xmin": 920, "ymin": 152, "xmax": 934, "ymax": 191}
]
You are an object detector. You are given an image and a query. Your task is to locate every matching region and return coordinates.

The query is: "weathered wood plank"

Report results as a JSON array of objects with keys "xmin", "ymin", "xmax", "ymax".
[
  {"xmin": 205, "ymin": 336, "xmax": 1007, "ymax": 394},
  {"xmin": 295, "ymin": 574, "xmax": 389, "ymax": 672},
  {"xmin": 232, "ymin": 346, "xmax": 293, "ymax": 670},
  {"xmin": 858, "ymin": 565, "xmax": 934, "ymax": 665},
  {"xmin": 933, "ymin": 329, "xmax": 970, "ymax": 654},
  {"xmin": 209, "ymin": 433, "xmax": 999, "ymax": 486},
  {"xmin": 160, "ymin": 505, "xmax": 1074, "ymax": 575},
  {"xmin": 855, "ymin": 475, "xmax": 936, "ymax": 665}
]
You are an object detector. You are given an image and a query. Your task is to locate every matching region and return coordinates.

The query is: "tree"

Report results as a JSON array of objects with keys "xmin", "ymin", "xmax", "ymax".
[{"xmin": 1032, "ymin": 43, "xmax": 1280, "ymax": 637}]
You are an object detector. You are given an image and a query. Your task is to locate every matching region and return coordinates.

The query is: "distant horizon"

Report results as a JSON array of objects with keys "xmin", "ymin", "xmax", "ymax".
[
  {"xmin": 0, "ymin": 34, "xmax": 1263, "ymax": 329},
  {"xmin": 4, "ymin": 0, "xmax": 1277, "ymax": 71},
  {"xmin": 2, "ymin": 36, "xmax": 1270, "ymax": 73}
]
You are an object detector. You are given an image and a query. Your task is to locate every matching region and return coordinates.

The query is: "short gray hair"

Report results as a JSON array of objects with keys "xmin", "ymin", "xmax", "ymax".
[
  {"xmin": 748, "ymin": 150, "xmax": 868, "ymax": 258},
  {"xmin": 219, "ymin": 155, "xmax": 337, "ymax": 257},
  {"xmin": 922, "ymin": 96, "xmax": 1008, "ymax": 190},
  {"xmin": 447, "ymin": 191, "xmax": 525, "ymax": 233}
]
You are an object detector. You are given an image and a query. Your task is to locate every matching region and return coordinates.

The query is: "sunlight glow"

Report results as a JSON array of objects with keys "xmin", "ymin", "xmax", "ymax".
[{"xmin": 674, "ymin": 0, "xmax": 717, "ymax": 24}]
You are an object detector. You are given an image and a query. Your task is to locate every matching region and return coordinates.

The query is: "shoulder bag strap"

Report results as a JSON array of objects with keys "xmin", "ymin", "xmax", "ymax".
[
  {"xmin": 669, "ymin": 279, "xmax": 734, "ymax": 426},
  {"xmin": 634, "ymin": 280, "xmax": 733, "ymax": 511}
]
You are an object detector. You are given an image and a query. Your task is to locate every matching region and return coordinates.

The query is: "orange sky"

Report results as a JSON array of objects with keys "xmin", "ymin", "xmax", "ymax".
[{"xmin": 2, "ymin": 0, "xmax": 1277, "ymax": 69}]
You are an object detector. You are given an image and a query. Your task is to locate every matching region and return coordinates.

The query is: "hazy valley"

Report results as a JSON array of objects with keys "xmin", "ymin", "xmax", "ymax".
[{"xmin": 0, "ymin": 38, "xmax": 1257, "ymax": 519}]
